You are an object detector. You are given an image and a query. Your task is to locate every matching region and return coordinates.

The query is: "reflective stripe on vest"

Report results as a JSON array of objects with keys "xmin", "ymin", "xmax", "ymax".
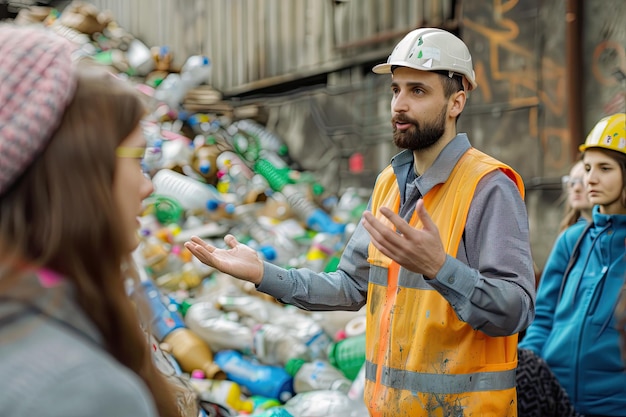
[{"xmin": 364, "ymin": 360, "xmax": 517, "ymax": 394}]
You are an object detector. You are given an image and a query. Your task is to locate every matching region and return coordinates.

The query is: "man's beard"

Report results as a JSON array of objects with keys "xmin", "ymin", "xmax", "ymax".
[{"xmin": 392, "ymin": 104, "xmax": 447, "ymax": 151}]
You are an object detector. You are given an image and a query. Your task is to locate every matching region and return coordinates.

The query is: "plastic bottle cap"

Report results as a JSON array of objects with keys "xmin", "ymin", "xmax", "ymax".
[
  {"xmin": 224, "ymin": 203, "xmax": 236, "ymax": 214},
  {"xmin": 279, "ymin": 391, "xmax": 293, "ymax": 403},
  {"xmin": 153, "ymin": 195, "xmax": 183, "ymax": 225},
  {"xmin": 284, "ymin": 358, "xmax": 306, "ymax": 376},
  {"xmin": 191, "ymin": 369, "xmax": 205, "ymax": 379},
  {"xmin": 258, "ymin": 245, "xmax": 277, "ymax": 261},
  {"xmin": 181, "ymin": 299, "xmax": 194, "ymax": 316},
  {"xmin": 334, "ymin": 329, "xmax": 347, "ymax": 341},
  {"xmin": 312, "ymin": 183, "xmax": 325, "ymax": 196},
  {"xmin": 206, "ymin": 199, "xmax": 220, "ymax": 211},
  {"xmin": 344, "ymin": 315, "xmax": 366, "ymax": 338}
]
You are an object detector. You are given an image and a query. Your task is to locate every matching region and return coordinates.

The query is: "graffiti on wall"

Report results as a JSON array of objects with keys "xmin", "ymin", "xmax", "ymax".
[
  {"xmin": 462, "ymin": 0, "xmax": 570, "ymax": 170},
  {"xmin": 593, "ymin": 40, "xmax": 626, "ymax": 115},
  {"xmin": 463, "ymin": 0, "xmax": 626, "ymax": 171}
]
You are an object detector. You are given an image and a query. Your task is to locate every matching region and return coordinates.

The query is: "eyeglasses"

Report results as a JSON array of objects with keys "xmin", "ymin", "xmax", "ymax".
[
  {"xmin": 116, "ymin": 147, "xmax": 146, "ymax": 158},
  {"xmin": 561, "ymin": 175, "xmax": 584, "ymax": 189},
  {"xmin": 116, "ymin": 146, "xmax": 162, "ymax": 174}
]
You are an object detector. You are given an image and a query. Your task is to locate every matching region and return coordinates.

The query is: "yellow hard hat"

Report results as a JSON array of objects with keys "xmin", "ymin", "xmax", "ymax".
[{"xmin": 579, "ymin": 113, "xmax": 626, "ymax": 154}]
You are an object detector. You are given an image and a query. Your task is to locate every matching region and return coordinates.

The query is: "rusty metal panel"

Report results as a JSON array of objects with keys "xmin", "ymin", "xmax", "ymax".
[
  {"xmin": 88, "ymin": 0, "xmax": 453, "ymax": 93},
  {"xmin": 461, "ymin": 0, "xmax": 547, "ymax": 180},
  {"xmin": 460, "ymin": 0, "xmax": 557, "ymax": 269}
]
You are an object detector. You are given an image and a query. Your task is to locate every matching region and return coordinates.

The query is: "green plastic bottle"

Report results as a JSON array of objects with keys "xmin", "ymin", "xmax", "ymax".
[{"xmin": 327, "ymin": 333, "xmax": 366, "ymax": 380}]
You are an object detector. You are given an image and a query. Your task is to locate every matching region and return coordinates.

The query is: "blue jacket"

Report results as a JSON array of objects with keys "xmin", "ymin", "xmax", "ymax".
[{"xmin": 520, "ymin": 206, "xmax": 626, "ymax": 416}]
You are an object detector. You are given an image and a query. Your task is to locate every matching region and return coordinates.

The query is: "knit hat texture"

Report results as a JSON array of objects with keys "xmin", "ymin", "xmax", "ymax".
[{"xmin": 0, "ymin": 24, "xmax": 77, "ymax": 195}]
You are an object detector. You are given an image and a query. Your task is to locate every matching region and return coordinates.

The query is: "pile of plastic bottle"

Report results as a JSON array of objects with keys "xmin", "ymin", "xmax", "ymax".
[
  {"xmin": 127, "ymin": 56, "xmax": 371, "ymax": 417},
  {"xmin": 135, "ymin": 275, "xmax": 369, "ymax": 417}
]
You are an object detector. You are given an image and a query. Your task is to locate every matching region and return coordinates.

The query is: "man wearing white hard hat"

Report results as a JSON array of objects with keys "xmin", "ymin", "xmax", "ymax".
[{"xmin": 186, "ymin": 28, "xmax": 536, "ymax": 416}]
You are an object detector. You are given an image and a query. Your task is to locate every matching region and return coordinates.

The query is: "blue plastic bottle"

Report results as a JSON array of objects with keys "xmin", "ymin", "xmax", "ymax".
[
  {"xmin": 214, "ymin": 350, "xmax": 295, "ymax": 402},
  {"xmin": 139, "ymin": 279, "xmax": 185, "ymax": 341}
]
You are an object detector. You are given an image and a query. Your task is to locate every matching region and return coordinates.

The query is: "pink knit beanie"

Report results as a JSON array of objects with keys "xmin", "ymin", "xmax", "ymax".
[{"xmin": 0, "ymin": 24, "xmax": 77, "ymax": 195}]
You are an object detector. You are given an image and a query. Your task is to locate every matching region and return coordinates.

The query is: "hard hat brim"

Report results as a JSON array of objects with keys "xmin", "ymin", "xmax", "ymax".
[
  {"xmin": 371, "ymin": 61, "xmax": 478, "ymax": 91},
  {"xmin": 372, "ymin": 63, "xmax": 392, "ymax": 74}
]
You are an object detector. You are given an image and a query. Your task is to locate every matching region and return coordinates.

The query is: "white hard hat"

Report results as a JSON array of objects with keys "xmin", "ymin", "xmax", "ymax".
[{"xmin": 373, "ymin": 28, "xmax": 478, "ymax": 91}]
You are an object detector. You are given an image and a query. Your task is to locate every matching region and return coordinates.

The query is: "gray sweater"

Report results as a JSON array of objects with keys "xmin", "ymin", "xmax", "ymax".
[{"xmin": 0, "ymin": 268, "xmax": 158, "ymax": 417}]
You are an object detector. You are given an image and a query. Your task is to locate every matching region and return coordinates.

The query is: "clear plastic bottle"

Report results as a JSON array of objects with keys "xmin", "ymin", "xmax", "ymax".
[
  {"xmin": 216, "ymin": 292, "xmax": 285, "ymax": 323},
  {"xmin": 272, "ymin": 308, "xmax": 333, "ymax": 361},
  {"xmin": 347, "ymin": 362, "xmax": 366, "ymax": 402},
  {"xmin": 154, "ymin": 55, "xmax": 211, "ymax": 108},
  {"xmin": 252, "ymin": 323, "xmax": 310, "ymax": 366},
  {"xmin": 285, "ymin": 359, "xmax": 351, "ymax": 394},
  {"xmin": 232, "ymin": 119, "xmax": 290, "ymax": 161},
  {"xmin": 331, "ymin": 187, "xmax": 367, "ymax": 224},
  {"xmin": 282, "ymin": 390, "xmax": 369, "ymax": 417},
  {"xmin": 184, "ymin": 301, "xmax": 253, "ymax": 354},
  {"xmin": 181, "ymin": 55, "xmax": 212, "ymax": 84}
]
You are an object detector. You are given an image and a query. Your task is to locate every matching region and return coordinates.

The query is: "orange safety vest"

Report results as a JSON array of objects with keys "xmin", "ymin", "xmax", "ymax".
[{"xmin": 364, "ymin": 148, "xmax": 525, "ymax": 417}]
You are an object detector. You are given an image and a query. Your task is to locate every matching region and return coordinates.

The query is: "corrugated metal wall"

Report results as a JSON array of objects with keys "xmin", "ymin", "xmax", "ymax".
[{"xmin": 89, "ymin": 0, "xmax": 454, "ymax": 94}]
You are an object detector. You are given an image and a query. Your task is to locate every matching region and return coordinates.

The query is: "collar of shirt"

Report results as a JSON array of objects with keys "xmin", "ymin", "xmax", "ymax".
[
  {"xmin": 591, "ymin": 204, "xmax": 626, "ymax": 227},
  {"xmin": 390, "ymin": 133, "xmax": 471, "ymax": 202}
]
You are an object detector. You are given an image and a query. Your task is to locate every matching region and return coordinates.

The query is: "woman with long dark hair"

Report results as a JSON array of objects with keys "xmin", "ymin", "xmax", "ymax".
[{"xmin": 0, "ymin": 24, "xmax": 186, "ymax": 417}]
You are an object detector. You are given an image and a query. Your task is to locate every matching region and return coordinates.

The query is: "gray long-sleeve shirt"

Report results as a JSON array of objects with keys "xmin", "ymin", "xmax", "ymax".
[{"xmin": 258, "ymin": 134, "xmax": 536, "ymax": 336}]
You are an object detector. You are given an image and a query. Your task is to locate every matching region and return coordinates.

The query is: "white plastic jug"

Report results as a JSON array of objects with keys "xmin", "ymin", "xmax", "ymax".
[{"xmin": 152, "ymin": 169, "xmax": 222, "ymax": 212}]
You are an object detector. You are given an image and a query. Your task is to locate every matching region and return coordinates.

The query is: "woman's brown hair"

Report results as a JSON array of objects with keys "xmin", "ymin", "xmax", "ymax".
[{"xmin": 0, "ymin": 64, "xmax": 181, "ymax": 417}]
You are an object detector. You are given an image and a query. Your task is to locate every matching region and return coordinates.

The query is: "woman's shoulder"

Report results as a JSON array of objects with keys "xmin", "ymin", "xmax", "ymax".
[
  {"xmin": 0, "ymin": 315, "xmax": 157, "ymax": 416},
  {"xmin": 558, "ymin": 219, "xmax": 591, "ymax": 242}
]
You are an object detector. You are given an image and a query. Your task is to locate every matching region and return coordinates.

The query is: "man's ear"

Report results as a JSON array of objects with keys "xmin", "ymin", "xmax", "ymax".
[{"xmin": 449, "ymin": 90, "xmax": 466, "ymax": 118}]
